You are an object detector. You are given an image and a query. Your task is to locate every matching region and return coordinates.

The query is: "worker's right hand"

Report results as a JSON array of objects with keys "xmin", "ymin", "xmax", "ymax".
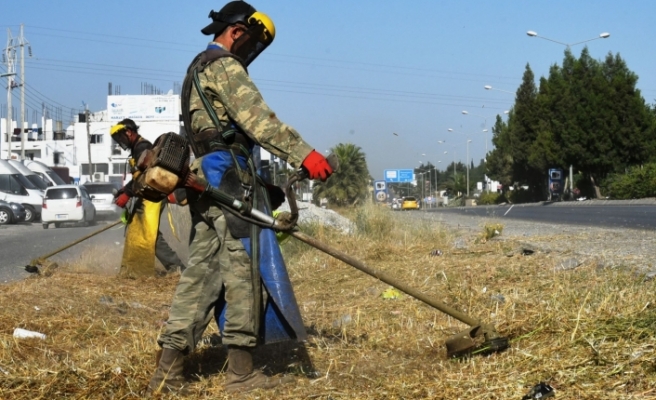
[
  {"xmin": 115, "ymin": 193, "xmax": 131, "ymax": 208},
  {"xmin": 301, "ymin": 150, "xmax": 333, "ymax": 181}
]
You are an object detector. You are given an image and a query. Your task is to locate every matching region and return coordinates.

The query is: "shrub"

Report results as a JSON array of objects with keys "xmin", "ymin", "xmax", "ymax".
[
  {"xmin": 354, "ymin": 203, "xmax": 395, "ymax": 239},
  {"xmin": 478, "ymin": 192, "xmax": 500, "ymax": 205},
  {"xmin": 507, "ymin": 188, "xmax": 534, "ymax": 204},
  {"xmin": 605, "ymin": 163, "xmax": 656, "ymax": 199}
]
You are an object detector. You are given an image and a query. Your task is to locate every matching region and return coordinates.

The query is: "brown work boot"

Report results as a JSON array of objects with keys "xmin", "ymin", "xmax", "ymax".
[
  {"xmin": 224, "ymin": 346, "xmax": 295, "ymax": 393},
  {"xmin": 147, "ymin": 348, "xmax": 190, "ymax": 395}
]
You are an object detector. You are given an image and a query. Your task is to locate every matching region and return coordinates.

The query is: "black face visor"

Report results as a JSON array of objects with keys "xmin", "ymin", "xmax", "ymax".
[
  {"xmin": 112, "ymin": 130, "xmax": 132, "ymax": 150},
  {"xmin": 231, "ymin": 22, "xmax": 273, "ymax": 67}
]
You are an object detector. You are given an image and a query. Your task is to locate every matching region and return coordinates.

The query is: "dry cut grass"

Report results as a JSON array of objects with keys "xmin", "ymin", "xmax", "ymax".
[{"xmin": 1, "ymin": 204, "xmax": 655, "ymax": 399}]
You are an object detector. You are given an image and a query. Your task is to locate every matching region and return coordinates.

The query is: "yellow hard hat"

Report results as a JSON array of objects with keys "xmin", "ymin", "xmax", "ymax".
[
  {"xmin": 249, "ymin": 11, "xmax": 275, "ymax": 44},
  {"xmin": 110, "ymin": 123, "xmax": 126, "ymax": 136}
]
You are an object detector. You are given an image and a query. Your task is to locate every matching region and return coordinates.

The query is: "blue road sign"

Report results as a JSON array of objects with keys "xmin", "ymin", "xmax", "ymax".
[{"xmin": 384, "ymin": 169, "xmax": 414, "ymax": 183}]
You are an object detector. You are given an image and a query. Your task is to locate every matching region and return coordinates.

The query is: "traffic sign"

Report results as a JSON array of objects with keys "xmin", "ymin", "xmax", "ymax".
[
  {"xmin": 373, "ymin": 180, "xmax": 388, "ymax": 202},
  {"xmin": 384, "ymin": 169, "xmax": 414, "ymax": 183}
]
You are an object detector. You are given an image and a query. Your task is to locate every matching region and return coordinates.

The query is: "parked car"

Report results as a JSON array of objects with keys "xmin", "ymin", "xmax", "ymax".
[
  {"xmin": 7, "ymin": 160, "xmax": 50, "ymax": 190},
  {"xmin": 41, "ymin": 185, "xmax": 96, "ymax": 229},
  {"xmin": 0, "ymin": 160, "xmax": 44, "ymax": 222},
  {"xmin": 401, "ymin": 196, "xmax": 420, "ymax": 210},
  {"xmin": 22, "ymin": 159, "xmax": 67, "ymax": 186},
  {"xmin": 0, "ymin": 200, "xmax": 26, "ymax": 225},
  {"xmin": 82, "ymin": 182, "xmax": 121, "ymax": 219}
]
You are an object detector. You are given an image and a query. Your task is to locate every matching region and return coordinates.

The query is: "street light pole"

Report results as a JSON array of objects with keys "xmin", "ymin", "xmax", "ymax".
[{"xmin": 526, "ymin": 30, "xmax": 610, "ymax": 49}]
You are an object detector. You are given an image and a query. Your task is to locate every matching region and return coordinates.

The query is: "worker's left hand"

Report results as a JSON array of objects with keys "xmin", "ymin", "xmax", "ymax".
[{"xmin": 115, "ymin": 193, "xmax": 131, "ymax": 208}]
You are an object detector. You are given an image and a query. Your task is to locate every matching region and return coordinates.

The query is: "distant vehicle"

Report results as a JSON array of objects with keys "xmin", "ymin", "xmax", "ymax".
[
  {"xmin": 402, "ymin": 196, "xmax": 420, "ymax": 210},
  {"xmin": 0, "ymin": 199, "xmax": 26, "ymax": 225},
  {"xmin": 22, "ymin": 160, "xmax": 67, "ymax": 187},
  {"xmin": 0, "ymin": 160, "xmax": 44, "ymax": 222},
  {"xmin": 82, "ymin": 182, "xmax": 121, "ymax": 218},
  {"xmin": 7, "ymin": 159, "xmax": 50, "ymax": 190},
  {"xmin": 41, "ymin": 185, "xmax": 96, "ymax": 229}
]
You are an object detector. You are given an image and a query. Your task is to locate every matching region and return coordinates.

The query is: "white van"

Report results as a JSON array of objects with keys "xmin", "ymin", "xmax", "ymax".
[
  {"xmin": 0, "ymin": 160, "xmax": 44, "ymax": 222},
  {"xmin": 22, "ymin": 160, "xmax": 66, "ymax": 186},
  {"xmin": 7, "ymin": 159, "xmax": 50, "ymax": 190}
]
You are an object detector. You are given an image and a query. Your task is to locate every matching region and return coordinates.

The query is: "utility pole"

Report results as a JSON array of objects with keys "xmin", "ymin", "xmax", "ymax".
[
  {"xmin": 85, "ymin": 106, "xmax": 93, "ymax": 179},
  {"xmin": 2, "ymin": 29, "xmax": 17, "ymax": 159},
  {"xmin": 18, "ymin": 24, "xmax": 30, "ymax": 160}
]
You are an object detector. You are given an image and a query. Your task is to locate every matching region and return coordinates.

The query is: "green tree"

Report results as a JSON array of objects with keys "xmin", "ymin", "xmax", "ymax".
[
  {"xmin": 312, "ymin": 143, "xmax": 370, "ymax": 206},
  {"xmin": 509, "ymin": 64, "xmax": 544, "ymax": 199},
  {"xmin": 536, "ymin": 48, "xmax": 656, "ymax": 197},
  {"xmin": 486, "ymin": 114, "xmax": 513, "ymax": 191}
]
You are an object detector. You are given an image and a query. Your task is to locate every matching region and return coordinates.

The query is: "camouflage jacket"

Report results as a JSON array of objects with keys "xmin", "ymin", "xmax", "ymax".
[{"xmin": 189, "ymin": 46, "xmax": 313, "ymax": 169}]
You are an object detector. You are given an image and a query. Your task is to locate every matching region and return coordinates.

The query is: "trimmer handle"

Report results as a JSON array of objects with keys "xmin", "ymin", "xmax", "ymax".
[{"xmin": 283, "ymin": 153, "xmax": 339, "ymax": 227}]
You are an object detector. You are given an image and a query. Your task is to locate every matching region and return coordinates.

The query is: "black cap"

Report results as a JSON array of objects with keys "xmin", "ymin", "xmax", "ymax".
[{"xmin": 201, "ymin": 1, "xmax": 256, "ymax": 36}]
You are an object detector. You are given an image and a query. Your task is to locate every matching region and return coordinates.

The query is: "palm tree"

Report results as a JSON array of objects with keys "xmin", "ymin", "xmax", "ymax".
[{"xmin": 313, "ymin": 143, "xmax": 370, "ymax": 206}]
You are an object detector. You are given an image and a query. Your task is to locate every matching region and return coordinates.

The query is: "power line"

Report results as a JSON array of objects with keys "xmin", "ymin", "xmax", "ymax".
[{"xmin": 24, "ymin": 58, "xmax": 510, "ymax": 106}]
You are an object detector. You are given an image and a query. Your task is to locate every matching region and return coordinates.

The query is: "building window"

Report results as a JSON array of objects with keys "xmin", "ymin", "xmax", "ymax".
[
  {"xmin": 90, "ymin": 134, "xmax": 103, "ymax": 144},
  {"xmin": 112, "ymin": 162, "xmax": 127, "ymax": 175},
  {"xmin": 81, "ymin": 163, "xmax": 109, "ymax": 175}
]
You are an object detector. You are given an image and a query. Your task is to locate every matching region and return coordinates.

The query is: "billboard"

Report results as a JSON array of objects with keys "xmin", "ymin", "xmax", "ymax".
[
  {"xmin": 384, "ymin": 169, "xmax": 414, "ymax": 183},
  {"xmin": 107, "ymin": 95, "xmax": 180, "ymax": 122}
]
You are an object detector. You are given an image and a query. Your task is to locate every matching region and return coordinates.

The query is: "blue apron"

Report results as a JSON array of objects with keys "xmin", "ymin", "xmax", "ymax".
[{"xmin": 202, "ymin": 151, "xmax": 307, "ymax": 343}]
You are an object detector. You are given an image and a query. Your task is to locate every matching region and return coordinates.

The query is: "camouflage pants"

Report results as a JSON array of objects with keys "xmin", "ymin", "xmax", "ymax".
[{"xmin": 157, "ymin": 192, "xmax": 258, "ymax": 353}]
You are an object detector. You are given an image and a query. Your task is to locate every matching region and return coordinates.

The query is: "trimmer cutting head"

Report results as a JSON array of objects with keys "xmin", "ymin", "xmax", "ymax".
[{"xmin": 445, "ymin": 324, "xmax": 510, "ymax": 358}]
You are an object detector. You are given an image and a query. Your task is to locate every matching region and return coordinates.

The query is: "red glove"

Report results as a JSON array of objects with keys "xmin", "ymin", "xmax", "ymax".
[
  {"xmin": 301, "ymin": 150, "xmax": 333, "ymax": 181},
  {"xmin": 115, "ymin": 193, "xmax": 131, "ymax": 208}
]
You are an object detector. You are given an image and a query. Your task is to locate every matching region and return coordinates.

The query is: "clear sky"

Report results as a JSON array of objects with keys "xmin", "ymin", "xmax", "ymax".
[{"xmin": 2, "ymin": 0, "xmax": 655, "ymax": 179}]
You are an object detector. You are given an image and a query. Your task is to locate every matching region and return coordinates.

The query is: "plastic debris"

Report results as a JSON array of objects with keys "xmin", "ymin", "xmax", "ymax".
[
  {"xmin": 332, "ymin": 314, "xmax": 352, "ymax": 328},
  {"xmin": 453, "ymin": 238, "xmax": 467, "ymax": 249},
  {"xmin": 13, "ymin": 328, "xmax": 46, "ymax": 340},
  {"xmin": 490, "ymin": 294, "xmax": 506, "ymax": 304},
  {"xmin": 430, "ymin": 249, "xmax": 443, "ymax": 257},
  {"xmin": 382, "ymin": 288, "xmax": 402, "ymax": 300},
  {"xmin": 521, "ymin": 382, "xmax": 554, "ymax": 399},
  {"xmin": 558, "ymin": 258, "xmax": 581, "ymax": 271}
]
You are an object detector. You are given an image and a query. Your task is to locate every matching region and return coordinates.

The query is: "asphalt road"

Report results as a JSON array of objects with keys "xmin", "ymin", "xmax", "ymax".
[
  {"xmin": 0, "ymin": 219, "xmax": 125, "ymax": 284},
  {"xmin": 427, "ymin": 203, "xmax": 656, "ymax": 230}
]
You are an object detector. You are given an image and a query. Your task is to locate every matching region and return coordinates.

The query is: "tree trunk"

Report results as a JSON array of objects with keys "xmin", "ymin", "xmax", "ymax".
[{"xmin": 590, "ymin": 175, "xmax": 602, "ymax": 199}]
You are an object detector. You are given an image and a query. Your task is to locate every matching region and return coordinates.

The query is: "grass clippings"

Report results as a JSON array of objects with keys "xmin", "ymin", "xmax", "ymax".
[{"xmin": 1, "ymin": 204, "xmax": 656, "ymax": 399}]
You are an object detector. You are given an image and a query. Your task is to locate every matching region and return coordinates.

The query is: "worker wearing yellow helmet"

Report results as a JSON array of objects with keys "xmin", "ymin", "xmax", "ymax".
[
  {"xmin": 109, "ymin": 118, "xmax": 185, "ymax": 278},
  {"xmin": 148, "ymin": 0, "xmax": 333, "ymax": 395}
]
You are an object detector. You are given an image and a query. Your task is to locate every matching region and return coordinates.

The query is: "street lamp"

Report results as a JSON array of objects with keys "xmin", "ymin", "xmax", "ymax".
[
  {"xmin": 484, "ymin": 85, "xmax": 514, "ymax": 95},
  {"xmin": 526, "ymin": 30, "xmax": 610, "ymax": 49}
]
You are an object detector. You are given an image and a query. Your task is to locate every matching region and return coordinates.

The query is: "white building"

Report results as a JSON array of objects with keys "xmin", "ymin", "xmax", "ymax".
[{"xmin": 1, "ymin": 93, "xmax": 276, "ymax": 186}]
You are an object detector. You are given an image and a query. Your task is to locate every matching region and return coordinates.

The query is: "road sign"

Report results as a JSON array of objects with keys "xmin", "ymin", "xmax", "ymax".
[
  {"xmin": 373, "ymin": 180, "xmax": 388, "ymax": 202},
  {"xmin": 384, "ymin": 169, "xmax": 414, "ymax": 183}
]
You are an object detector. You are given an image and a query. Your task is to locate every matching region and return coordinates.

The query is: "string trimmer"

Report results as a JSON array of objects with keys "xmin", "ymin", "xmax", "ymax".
[
  {"xmin": 25, "ymin": 221, "xmax": 122, "ymax": 273},
  {"xmin": 185, "ymin": 155, "xmax": 509, "ymax": 358}
]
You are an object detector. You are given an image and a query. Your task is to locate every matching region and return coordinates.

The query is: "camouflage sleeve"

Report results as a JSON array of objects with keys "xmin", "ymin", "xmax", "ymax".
[{"xmin": 205, "ymin": 57, "xmax": 314, "ymax": 169}]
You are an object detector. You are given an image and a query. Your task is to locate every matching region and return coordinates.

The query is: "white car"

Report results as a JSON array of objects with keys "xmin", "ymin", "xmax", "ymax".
[
  {"xmin": 82, "ymin": 182, "xmax": 122, "ymax": 219},
  {"xmin": 41, "ymin": 185, "xmax": 96, "ymax": 229}
]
